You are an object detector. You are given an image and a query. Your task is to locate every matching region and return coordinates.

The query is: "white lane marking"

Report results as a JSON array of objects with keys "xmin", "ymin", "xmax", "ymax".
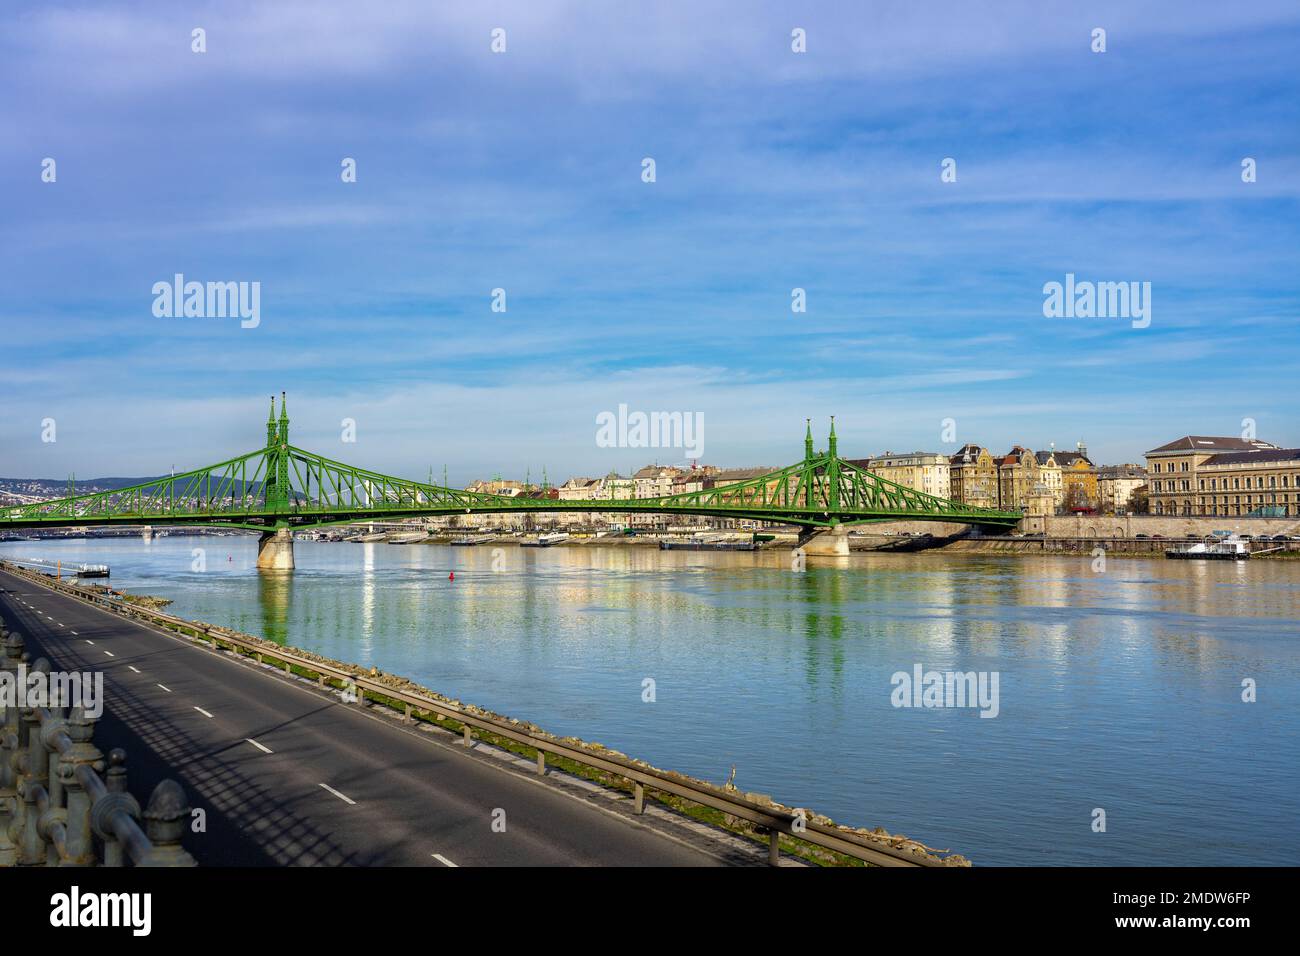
[
  {"xmin": 319, "ymin": 783, "xmax": 356, "ymax": 805},
  {"xmin": 194, "ymin": 706, "xmax": 214, "ymax": 718},
  {"xmin": 104, "ymin": 651, "xmax": 115, "ymax": 658},
  {"xmin": 245, "ymin": 738, "xmax": 273, "ymax": 754},
  {"xmin": 129, "ymin": 666, "xmax": 141, "ymax": 674},
  {"xmin": 84, "ymin": 640, "xmax": 94, "ymax": 645},
  {"xmin": 57, "ymin": 623, "xmax": 64, "ymax": 628},
  {"xmin": 157, "ymin": 683, "xmax": 172, "ymax": 693},
  {"xmin": 70, "ymin": 630, "xmax": 78, "ymax": 635},
  {"xmin": 432, "ymin": 853, "xmax": 458, "ymax": 867}
]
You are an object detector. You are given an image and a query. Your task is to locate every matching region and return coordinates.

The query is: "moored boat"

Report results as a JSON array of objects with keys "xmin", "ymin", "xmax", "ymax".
[{"xmin": 1165, "ymin": 536, "xmax": 1250, "ymax": 561}]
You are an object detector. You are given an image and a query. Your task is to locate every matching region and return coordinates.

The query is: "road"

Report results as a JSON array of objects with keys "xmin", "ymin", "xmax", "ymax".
[{"xmin": 0, "ymin": 569, "xmax": 729, "ymax": 866}]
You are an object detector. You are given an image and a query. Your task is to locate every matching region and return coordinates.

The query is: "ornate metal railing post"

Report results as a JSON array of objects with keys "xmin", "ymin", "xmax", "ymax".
[
  {"xmin": 16, "ymin": 657, "xmax": 50, "ymax": 865},
  {"xmin": 97, "ymin": 748, "xmax": 135, "ymax": 867},
  {"xmin": 0, "ymin": 627, "xmax": 22, "ymax": 865},
  {"xmin": 138, "ymin": 780, "xmax": 196, "ymax": 867},
  {"xmin": 56, "ymin": 706, "xmax": 103, "ymax": 866},
  {"xmin": 38, "ymin": 705, "xmax": 68, "ymax": 867}
]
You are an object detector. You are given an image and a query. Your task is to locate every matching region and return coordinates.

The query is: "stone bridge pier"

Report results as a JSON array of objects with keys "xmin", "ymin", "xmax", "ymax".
[
  {"xmin": 797, "ymin": 525, "xmax": 851, "ymax": 556},
  {"xmin": 256, "ymin": 528, "xmax": 295, "ymax": 570}
]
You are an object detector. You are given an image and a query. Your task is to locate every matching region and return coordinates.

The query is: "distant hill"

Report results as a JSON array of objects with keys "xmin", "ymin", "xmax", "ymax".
[
  {"xmin": 0, "ymin": 476, "xmax": 266, "ymax": 505},
  {"xmin": 0, "ymin": 477, "xmax": 164, "ymax": 499}
]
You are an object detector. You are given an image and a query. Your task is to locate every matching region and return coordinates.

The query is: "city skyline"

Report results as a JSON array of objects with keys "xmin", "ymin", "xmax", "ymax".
[{"xmin": 3, "ymin": 0, "xmax": 1299, "ymax": 480}]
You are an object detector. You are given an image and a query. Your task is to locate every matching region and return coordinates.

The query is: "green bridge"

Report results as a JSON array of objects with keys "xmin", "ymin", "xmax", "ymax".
[{"xmin": 2, "ymin": 394, "xmax": 1021, "ymax": 564}]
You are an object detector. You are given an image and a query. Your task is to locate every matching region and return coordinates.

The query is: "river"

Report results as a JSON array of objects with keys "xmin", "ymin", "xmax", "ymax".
[{"xmin": 3, "ymin": 534, "xmax": 1297, "ymax": 866}]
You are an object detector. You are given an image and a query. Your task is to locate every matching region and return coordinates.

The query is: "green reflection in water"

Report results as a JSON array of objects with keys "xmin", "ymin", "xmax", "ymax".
[{"xmin": 257, "ymin": 570, "xmax": 292, "ymax": 645}]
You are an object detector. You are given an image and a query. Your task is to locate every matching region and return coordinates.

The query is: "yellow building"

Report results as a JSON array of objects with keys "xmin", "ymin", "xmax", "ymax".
[
  {"xmin": 996, "ymin": 446, "xmax": 1039, "ymax": 511},
  {"xmin": 1055, "ymin": 443, "xmax": 1098, "ymax": 511},
  {"xmin": 949, "ymin": 444, "xmax": 998, "ymax": 508}
]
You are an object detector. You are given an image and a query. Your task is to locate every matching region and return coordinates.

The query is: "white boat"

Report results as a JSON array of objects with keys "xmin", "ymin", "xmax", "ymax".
[
  {"xmin": 521, "ymin": 532, "xmax": 570, "ymax": 547},
  {"xmin": 1165, "ymin": 536, "xmax": 1250, "ymax": 561}
]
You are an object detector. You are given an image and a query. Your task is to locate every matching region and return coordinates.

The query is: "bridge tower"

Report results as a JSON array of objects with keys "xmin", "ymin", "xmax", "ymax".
[
  {"xmin": 798, "ymin": 417, "xmax": 851, "ymax": 557},
  {"xmin": 276, "ymin": 392, "xmax": 290, "ymax": 499},
  {"xmin": 826, "ymin": 416, "xmax": 841, "ymax": 513},
  {"xmin": 804, "ymin": 419, "xmax": 814, "ymax": 509},
  {"xmin": 257, "ymin": 392, "xmax": 295, "ymax": 571}
]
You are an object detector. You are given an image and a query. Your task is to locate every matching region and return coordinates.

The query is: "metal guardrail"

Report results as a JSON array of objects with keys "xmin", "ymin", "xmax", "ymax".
[
  {"xmin": 0, "ymin": 561, "xmax": 950, "ymax": 867},
  {"xmin": 0, "ymin": 623, "xmax": 196, "ymax": 867}
]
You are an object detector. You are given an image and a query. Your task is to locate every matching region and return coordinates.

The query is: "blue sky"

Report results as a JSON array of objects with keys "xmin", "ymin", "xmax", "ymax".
[{"xmin": 2, "ymin": 0, "xmax": 1298, "ymax": 483}]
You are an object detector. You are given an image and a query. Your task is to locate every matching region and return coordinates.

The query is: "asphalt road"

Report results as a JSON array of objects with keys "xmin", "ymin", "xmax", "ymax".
[{"xmin": 0, "ymin": 569, "xmax": 726, "ymax": 866}]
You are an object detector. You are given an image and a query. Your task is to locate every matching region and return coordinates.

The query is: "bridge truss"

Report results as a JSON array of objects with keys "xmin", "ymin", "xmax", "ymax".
[{"xmin": 1, "ymin": 396, "xmax": 1021, "ymax": 533}]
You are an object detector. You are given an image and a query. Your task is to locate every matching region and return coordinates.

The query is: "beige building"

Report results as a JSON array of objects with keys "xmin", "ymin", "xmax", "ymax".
[
  {"xmin": 1192, "ymin": 448, "xmax": 1300, "ymax": 517},
  {"xmin": 996, "ymin": 446, "xmax": 1039, "ymax": 511},
  {"xmin": 465, "ymin": 478, "xmax": 526, "ymax": 497},
  {"xmin": 557, "ymin": 477, "xmax": 597, "ymax": 501},
  {"xmin": 865, "ymin": 451, "xmax": 951, "ymax": 499},
  {"xmin": 949, "ymin": 444, "xmax": 998, "ymax": 508},
  {"xmin": 1096, "ymin": 465, "xmax": 1147, "ymax": 514},
  {"xmin": 632, "ymin": 465, "xmax": 681, "ymax": 499},
  {"xmin": 1033, "ymin": 450, "xmax": 1064, "ymax": 508},
  {"xmin": 557, "ymin": 473, "xmax": 636, "ymax": 502},
  {"xmin": 1145, "ymin": 436, "xmax": 1280, "ymax": 516}
]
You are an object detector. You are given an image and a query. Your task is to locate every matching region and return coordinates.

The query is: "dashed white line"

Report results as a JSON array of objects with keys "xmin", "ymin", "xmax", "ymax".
[
  {"xmin": 128, "ymin": 666, "xmax": 141, "ymax": 674},
  {"xmin": 70, "ymin": 630, "xmax": 78, "ymax": 636},
  {"xmin": 194, "ymin": 706, "xmax": 214, "ymax": 719},
  {"xmin": 319, "ymin": 783, "xmax": 356, "ymax": 805},
  {"xmin": 245, "ymin": 738, "xmax": 273, "ymax": 754},
  {"xmin": 84, "ymin": 640, "xmax": 94, "ymax": 645},
  {"xmin": 432, "ymin": 853, "xmax": 458, "ymax": 867},
  {"xmin": 104, "ymin": 651, "xmax": 115, "ymax": 658},
  {"xmin": 157, "ymin": 684, "xmax": 172, "ymax": 693}
]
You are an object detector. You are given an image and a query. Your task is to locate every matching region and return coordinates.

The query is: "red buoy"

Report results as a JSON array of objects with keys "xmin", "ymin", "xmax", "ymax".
[{"xmin": 448, "ymin": 571, "xmax": 455, "ymax": 582}]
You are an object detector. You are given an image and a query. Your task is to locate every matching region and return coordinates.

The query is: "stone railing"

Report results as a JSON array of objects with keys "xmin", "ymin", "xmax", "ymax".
[{"xmin": 0, "ymin": 624, "xmax": 196, "ymax": 867}]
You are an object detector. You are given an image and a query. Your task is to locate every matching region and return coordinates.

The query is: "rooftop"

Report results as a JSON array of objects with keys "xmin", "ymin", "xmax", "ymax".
[
  {"xmin": 1204, "ymin": 448, "xmax": 1300, "ymax": 467},
  {"xmin": 1145, "ymin": 436, "xmax": 1279, "ymax": 455}
]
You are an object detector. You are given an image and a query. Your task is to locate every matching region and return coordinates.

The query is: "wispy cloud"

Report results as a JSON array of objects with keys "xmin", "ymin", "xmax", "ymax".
[{"xmin": 1, "ymin": 0, "xmax": 1297, "ymax": 478}]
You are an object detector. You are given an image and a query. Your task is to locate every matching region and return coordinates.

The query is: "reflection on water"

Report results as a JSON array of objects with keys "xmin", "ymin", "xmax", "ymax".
[
  {"xmin": 4, "ymin": 536, "xmax": 1298, "ymax": 866},
  {"xmin": 257, "ymin": 570, "xmax": 292, "ymax": 645}
]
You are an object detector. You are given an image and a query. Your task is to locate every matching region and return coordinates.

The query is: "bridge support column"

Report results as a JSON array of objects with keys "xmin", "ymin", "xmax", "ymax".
[
  {"xmin": 256, "ymin": 528, "xmax": 295, "ymax": 571},
  {"xmin": 799, "ymin": 525, "xmax": 850, "ymax": 556}
]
